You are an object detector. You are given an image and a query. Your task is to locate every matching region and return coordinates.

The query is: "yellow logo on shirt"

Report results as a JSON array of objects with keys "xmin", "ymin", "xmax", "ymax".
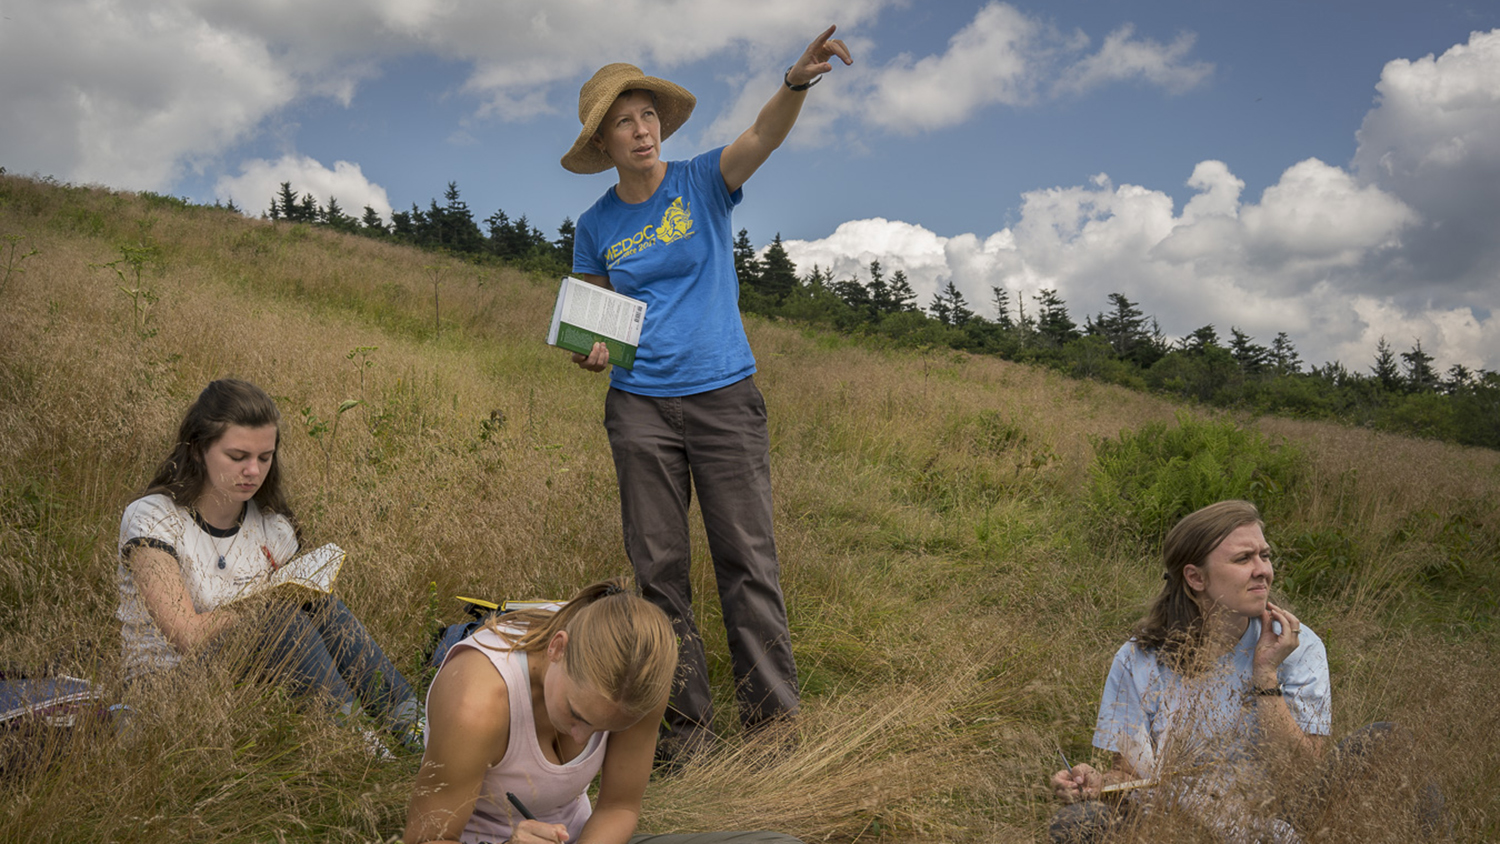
[{"xmin": 605, "ymin": 197, "xmax": 694, "ymax": 269}]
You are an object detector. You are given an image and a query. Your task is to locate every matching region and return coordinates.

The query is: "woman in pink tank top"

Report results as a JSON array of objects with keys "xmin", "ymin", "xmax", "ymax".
[
  {"xmin": 405, "ymin": 579, "xmax": 675, "ymax": 844},
  {"xmin": 404, "ymin": 579, "xmax": 807, "ymax": 844}
]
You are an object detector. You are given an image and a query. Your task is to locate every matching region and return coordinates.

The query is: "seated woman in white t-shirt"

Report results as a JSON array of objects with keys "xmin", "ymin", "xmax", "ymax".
[
  {"xmin": 117, "ymin": 378, "xmax": 421, "ymax": 749},
  {"xmin": 405, "ymin": 579, "xmax": 804, "ymax": 844},
  {"xmin": 1047, "ymin": 500, "xmax": 1444, "ymax": 842}
]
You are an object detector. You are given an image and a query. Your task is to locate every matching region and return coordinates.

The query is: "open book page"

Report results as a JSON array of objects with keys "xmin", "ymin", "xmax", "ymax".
[
  {"xmin": 545, "ymin": 276, "xmax": 646, "ymax": 369},
  {"xmin": 500, "ymin": 599, "xmax": 564, "ymax": 613},
  {"xmin": 230, "ymin": 543, "xmax": 345, "ymax": 604},
  {"xmin": 1100, "ymin": 778, "xmax": 1155, "ymax": 795}
]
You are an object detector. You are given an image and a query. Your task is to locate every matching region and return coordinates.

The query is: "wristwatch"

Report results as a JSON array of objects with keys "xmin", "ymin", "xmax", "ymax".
[{"xmin": 783, "ymin": 67, "xmax": 821, "ymax": 92}]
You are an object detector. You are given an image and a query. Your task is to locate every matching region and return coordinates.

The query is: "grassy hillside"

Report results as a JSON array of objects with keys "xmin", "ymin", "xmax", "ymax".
[{"xmin": 2, "ymin": 174, "xmax": 1496, "ymax": 842}]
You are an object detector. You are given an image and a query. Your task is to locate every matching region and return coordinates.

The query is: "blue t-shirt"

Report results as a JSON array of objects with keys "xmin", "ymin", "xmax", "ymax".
[
  {"xmin": 573, "ymin": 147, "xmax": 756, "ymax": 397},
  {"xmin": 1093, "ymin": 619, "xmax": 1331, "ymax": 779}
]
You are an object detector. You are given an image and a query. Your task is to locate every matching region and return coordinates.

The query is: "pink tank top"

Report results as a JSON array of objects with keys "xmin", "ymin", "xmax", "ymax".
[{"xmin": 432, "ymin": 626, "xmax": 610, "ymax": 844}]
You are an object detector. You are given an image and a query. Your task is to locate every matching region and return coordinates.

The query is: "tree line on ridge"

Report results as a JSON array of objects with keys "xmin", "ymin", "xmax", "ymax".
[{"xmin": 265, "ymin": 182, "xmax": 1500, "ymax": 450}]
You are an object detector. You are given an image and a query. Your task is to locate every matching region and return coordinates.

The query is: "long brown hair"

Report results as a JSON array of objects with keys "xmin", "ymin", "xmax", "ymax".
[
  {"xmin": 488, "ymin": 578, "xmax": 677, "ymax": 719},
  {"xmin": 143, "ymin": 379, "xmax": 297, "ymax": 527},
  {"xmin": 1133, "ymin": 500, "xmax": 1264, "ymax": 674}
]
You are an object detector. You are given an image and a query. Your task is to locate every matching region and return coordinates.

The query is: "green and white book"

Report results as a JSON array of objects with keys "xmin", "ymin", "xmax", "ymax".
[{"xmin": 546, "ymin": 276, "xmax": 646, "ymax": 370}]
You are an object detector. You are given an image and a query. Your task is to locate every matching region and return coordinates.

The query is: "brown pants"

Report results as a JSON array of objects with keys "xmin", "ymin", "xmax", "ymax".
[{"xmin": 605, "ymin": 377, "xmax": 799, "ymax": 749}]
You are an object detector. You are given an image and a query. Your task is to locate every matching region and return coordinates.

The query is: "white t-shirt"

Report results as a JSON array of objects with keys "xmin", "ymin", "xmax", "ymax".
[
  {"xmin": 116, "ymin": 494, "xmax": 298, "ymax": 677},
  {"xmin": 1093, "ymin": 619, "xmax": 1332, "ymax": 778},
  {"xmin": 1091, "ymin": 621, "xmax": 1332, "ymax": 841}
]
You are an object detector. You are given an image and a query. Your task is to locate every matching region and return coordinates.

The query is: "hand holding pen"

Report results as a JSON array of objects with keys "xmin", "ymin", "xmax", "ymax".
[
  {"xmin": 1050, "ymin": 747, "xmax": 1102, "ymax": 803},
  {"xmin": 505, "ymin": 792, "xmax": 570, "ymax": 844}
]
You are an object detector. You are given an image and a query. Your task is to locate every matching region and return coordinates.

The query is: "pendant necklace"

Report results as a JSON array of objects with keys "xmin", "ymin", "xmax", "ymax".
[{"xmin": 200, "ymin": 505, "xmax": 247, "ymax": 570}]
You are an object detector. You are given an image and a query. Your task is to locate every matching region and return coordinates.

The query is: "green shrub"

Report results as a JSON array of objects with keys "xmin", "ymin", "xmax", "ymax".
[
  {"xmin": 1276, "ymin": 526, "xmax": 1361, "ymax": 596},
  {"xmin": 1088, "ymin": 412, "xmax": 1302, "ymax": 546}
]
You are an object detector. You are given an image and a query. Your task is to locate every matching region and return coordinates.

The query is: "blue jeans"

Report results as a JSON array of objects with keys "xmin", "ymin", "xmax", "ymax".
[{"xmin": 252, "ymin": 595, "xmax": 415, "ymax": 726}]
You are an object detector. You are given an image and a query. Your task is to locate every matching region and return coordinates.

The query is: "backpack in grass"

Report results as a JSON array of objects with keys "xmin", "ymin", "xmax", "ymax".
[{"xmin": 426, "ymin": 597, "xmax": 564, "ymax": 671}]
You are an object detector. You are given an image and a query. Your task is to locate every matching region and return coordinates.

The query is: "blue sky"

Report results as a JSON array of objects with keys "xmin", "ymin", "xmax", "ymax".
[{"xmin": 3, "ymin": 1, "xmax": 1498, "ymax": 372}]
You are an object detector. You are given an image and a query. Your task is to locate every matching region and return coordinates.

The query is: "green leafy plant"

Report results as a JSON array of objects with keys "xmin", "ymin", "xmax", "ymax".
[
  {"xmin": 1088, "ymin": 412, "xmax": 1303, "ymax": 546},
  {"xmin": 1, "ymin": 233, "xmax": 39, "ymax": 297},
  {"xmin": 302, "ymin": 399, "xmax": 363, "ymax": 482},
  {"xmin": 346, "ymin": 345, "xmax": 378, "ymax": 403},
  {"xmin": 93, "ymin": 243, "xmax": 163, "ymax": 338}
]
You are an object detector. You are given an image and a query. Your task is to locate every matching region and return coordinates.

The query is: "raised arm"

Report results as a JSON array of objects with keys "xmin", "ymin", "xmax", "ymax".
[
  {"xmin": 719, "ymin": 24, "xmax": 853, "ymax": 193},
  {"xmin": 1251, "ymin": 604, "xmax": 1328, "ymax": 762}
]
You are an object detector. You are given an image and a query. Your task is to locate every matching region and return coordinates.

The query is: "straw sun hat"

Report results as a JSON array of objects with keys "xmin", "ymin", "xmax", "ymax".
[{"xmin": 560, "ymin": 63, "xmax": 696, "ymax": 175}]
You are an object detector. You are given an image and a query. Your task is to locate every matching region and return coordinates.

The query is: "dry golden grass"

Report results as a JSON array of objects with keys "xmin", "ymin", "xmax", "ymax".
[{"xmin": 2, "ymin": 175, "xmax": 1496, "ymax": 842}]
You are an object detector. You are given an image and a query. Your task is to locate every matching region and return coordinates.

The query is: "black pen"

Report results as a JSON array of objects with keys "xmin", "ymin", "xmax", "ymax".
[{"xmin": 506, "ymin": 791, "xmax": 537, "ymax": 821}]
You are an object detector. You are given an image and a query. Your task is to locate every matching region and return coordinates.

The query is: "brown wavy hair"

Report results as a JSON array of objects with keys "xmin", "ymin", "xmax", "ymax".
[
  {"xmin": 1133, "ymin": 500, "xmax": 1264, "ymax": 675},
  {"xmin": 487, "ymin": 577, "xmax": 678, "ymax": 719},
  {"xmin": 143, "ymin": 379, "xmax": 298, "ymax": 531}
]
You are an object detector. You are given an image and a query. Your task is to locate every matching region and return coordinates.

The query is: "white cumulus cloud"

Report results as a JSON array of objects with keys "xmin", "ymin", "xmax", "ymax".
[
  {"xmin": 1353, "ymin": 28, "xmax": 1500, "ymax": 301},
  {"xmin": 862, "ymin": 3, "xmax": 1212, "ymax": 134},
  {"xmin": 0, "ymin": 1, "xmax": 297, "ymax": 190},
  {"xmin": 780, "ymin": 29, "xmax": 1500, "ymax": 372},
  {"xmin": 783, "ymin": 148, "xmax": 1487, "ymax": 371},
  {"xmin": 215, "ymin": 155, "xmax": 393, "ymax": 221},
  {"xmin": 1052, "ymin": 25, "xmax": 1212, "ymax": 96}
]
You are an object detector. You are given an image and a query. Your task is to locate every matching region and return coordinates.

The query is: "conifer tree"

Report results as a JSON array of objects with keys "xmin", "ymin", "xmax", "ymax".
[
  {"xmin": 323, "ymin": 196, "xmax": 357, "ymax": 231},
  {"xmin": 1229, "ymin": 327, "xmax": 1271, "ymax": 375},
  {"xmin": 1181, "ymin": 325, "xmax": 1221, "ymax": 354},
  {"xmin": 555, "ymin": 217, "xmax": 576, "ymax": 263},
  {"xmin": 834, "ymin": 277, "xmax": 872, "ymax": 314},
  {"xmin": 867, "ymin": 260, "xmax": 894, "ymax": 315},
  {"xmin": 361, "ymin": 206, "xmax": 388, "ymax": 234},
  {"xmin": 991, "ymin": 286, "xmax": 1014, "ymax": 329},
  {"xmin": 1401, "ymin": 339, "xmax": 1438, "ymax": 392},
  {"xmin": 514, "ymin": 214, "xmax": 545, "ymax": 255},
  {"xmin": 803, "ymin": 265, "xmax": 833, "ymax": 290},
  {"xmin": 758, "ymin": 234, "xmax": 799, "ymax": 303},
  {"xmin": 1270, "ymin": 332, "xmax": 1302, "ymax": 375},
  {"xmin": 1371, "ymin": 337, "xmax": 1401, "ymax": 391},
  {"xmin": 929, "ymin": 280, "xmax": 973, "ymax": 327},
  {"xmin": 928, "ymin": 290, "xmax": 951, "ymax": 326},
  {"xmin": 888, "ymin": 270, "xmax": 917, "ymax": 313},
  {"xmin": 733, "ymin": 228, "xmax": 762, "ymax": 289},
  {"xmin": 391, "ymin": 207, "xmax": 417, "ymax": 239},
  {"xmin": 484, "ymin": 209, "xmax": 513, "ymax": 256},
  {"xmin": 274, "ymin": 182, "xmax": 299, "ymax": 221},
  {"xmin": 1034, "ymin": 288, "xmax": 1079, "ymax": 346},
  {"xmin": 430, "ymin": 183, "xmax": 483, "ymax": 252},
  {"xmin": 1088, "ymin": 293, "xmax": 1147, "ymax": 358},
  {"xmin": 297, "ymin": 192, "xmax": 319, "ymax": 223},
  {"xmin": 1443, "ymin": 363, "xmax": 1474, "ymax": 393}
]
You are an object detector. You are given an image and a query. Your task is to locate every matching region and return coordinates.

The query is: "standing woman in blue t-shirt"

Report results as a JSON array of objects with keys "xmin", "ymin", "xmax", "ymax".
[{"xmin": 559, "ymin": 27, "xmax": 852, "ymax": 763}]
